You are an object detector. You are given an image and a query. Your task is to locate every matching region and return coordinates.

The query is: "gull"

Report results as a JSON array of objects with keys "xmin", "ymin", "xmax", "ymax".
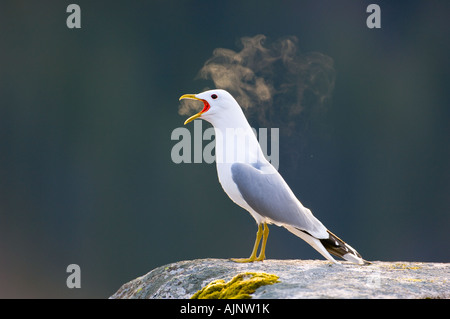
[{"xmin": 180, "ymin": 89, "xmax": 369, "ymax": 265}]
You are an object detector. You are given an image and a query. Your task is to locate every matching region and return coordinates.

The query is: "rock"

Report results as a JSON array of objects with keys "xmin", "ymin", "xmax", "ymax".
[{"xmin": 110, "ymin": 258, "xmax": 450, "ymax": 299}]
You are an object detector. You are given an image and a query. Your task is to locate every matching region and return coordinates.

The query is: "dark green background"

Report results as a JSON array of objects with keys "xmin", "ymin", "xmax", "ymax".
[{"xmin": 0, "ymin": 1, "xmax": 449, "ymax": 298}]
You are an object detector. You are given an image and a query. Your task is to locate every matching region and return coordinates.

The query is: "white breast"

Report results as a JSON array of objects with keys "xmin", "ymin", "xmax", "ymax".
[{"xmin": 213, "ymin": 124, "xmax": 267, "ymax": 224}]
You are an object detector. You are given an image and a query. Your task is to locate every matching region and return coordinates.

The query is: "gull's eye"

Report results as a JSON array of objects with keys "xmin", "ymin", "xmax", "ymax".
[{"xmin": 211, "ymin": 94, "xmax": 218, "ymax": 99}]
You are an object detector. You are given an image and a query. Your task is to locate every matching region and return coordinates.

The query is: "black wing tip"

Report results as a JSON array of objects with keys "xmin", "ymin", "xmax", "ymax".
[{"xmin": 321, "ymin": 230, "xmax": 370, "ymax": 265}]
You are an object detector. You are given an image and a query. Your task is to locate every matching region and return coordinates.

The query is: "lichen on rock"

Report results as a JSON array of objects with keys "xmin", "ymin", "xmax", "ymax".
[
  {"xmin": 110, "ymin": 259, "xmax": 450, "ymax": 299},
  {"xmin": 191, "ymin": 272, "xmax": 280, "ymax": 299}
]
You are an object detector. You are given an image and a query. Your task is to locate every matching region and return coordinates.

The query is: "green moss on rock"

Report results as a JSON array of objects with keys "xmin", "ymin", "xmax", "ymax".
[{"xmin": 191, "ymin": 272, "xmax": 279, "ymax": 299}]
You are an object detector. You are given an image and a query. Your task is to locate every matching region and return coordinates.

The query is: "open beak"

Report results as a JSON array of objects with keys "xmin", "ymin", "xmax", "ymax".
[{"xmin": 179, "ymin": 94, "xmax": 210, "ymax": 125}]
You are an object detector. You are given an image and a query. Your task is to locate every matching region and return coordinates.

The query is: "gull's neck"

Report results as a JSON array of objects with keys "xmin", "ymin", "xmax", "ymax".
[{"xmin": 209, "ymin": 108, "xmax": 266, "ymax": 166}]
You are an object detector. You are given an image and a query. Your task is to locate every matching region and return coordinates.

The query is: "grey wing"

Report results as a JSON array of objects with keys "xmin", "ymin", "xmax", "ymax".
[{"xmin": 231, "ymin": 162, "xmax": 328, "ymax": 239}]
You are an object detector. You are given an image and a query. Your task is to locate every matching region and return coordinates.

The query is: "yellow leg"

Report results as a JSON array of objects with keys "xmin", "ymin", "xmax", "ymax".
[
  {"xmin": 256, "ymin": 223, "xmax": 269, "ymax": 261},
  {"xmin": 231, "ymin": 223, "xmax": 268, "ymax": 263}
]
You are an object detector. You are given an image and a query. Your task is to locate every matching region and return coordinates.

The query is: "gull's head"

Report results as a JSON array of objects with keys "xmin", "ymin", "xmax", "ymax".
[{"xmin": 179, "ymin": 89, "xmax": 241, "ymax": 126}]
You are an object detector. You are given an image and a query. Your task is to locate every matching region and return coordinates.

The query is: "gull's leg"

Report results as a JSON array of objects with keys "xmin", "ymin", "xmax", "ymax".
[
  {"xmin": 231, "ymin": 223, "xmax": 263, "ymax": 263},
  {"xmin": 256, "ymin": 223, "xmax": 269, "ymax": 261}
]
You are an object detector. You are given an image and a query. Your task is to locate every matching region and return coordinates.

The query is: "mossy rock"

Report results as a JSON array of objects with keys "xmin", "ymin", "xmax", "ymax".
[
  {"xmin": 110, "ymin": 259, "xmax": 450, "ymax": 299},
  {"xmin": 191, "ymin": 272, "xmax": 280, "ymax": 299}
]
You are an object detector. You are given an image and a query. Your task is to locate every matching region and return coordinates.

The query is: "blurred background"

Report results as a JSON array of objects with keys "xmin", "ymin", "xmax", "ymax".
[{"xmin": 0, "ymin": 1, "xmax": 449, "ymax": 298}]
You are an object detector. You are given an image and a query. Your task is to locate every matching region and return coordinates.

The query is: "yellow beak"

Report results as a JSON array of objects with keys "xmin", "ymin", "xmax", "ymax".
[{"xmin": 179, "ymin": 94, "xmax": 205, "ymax": 125}]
